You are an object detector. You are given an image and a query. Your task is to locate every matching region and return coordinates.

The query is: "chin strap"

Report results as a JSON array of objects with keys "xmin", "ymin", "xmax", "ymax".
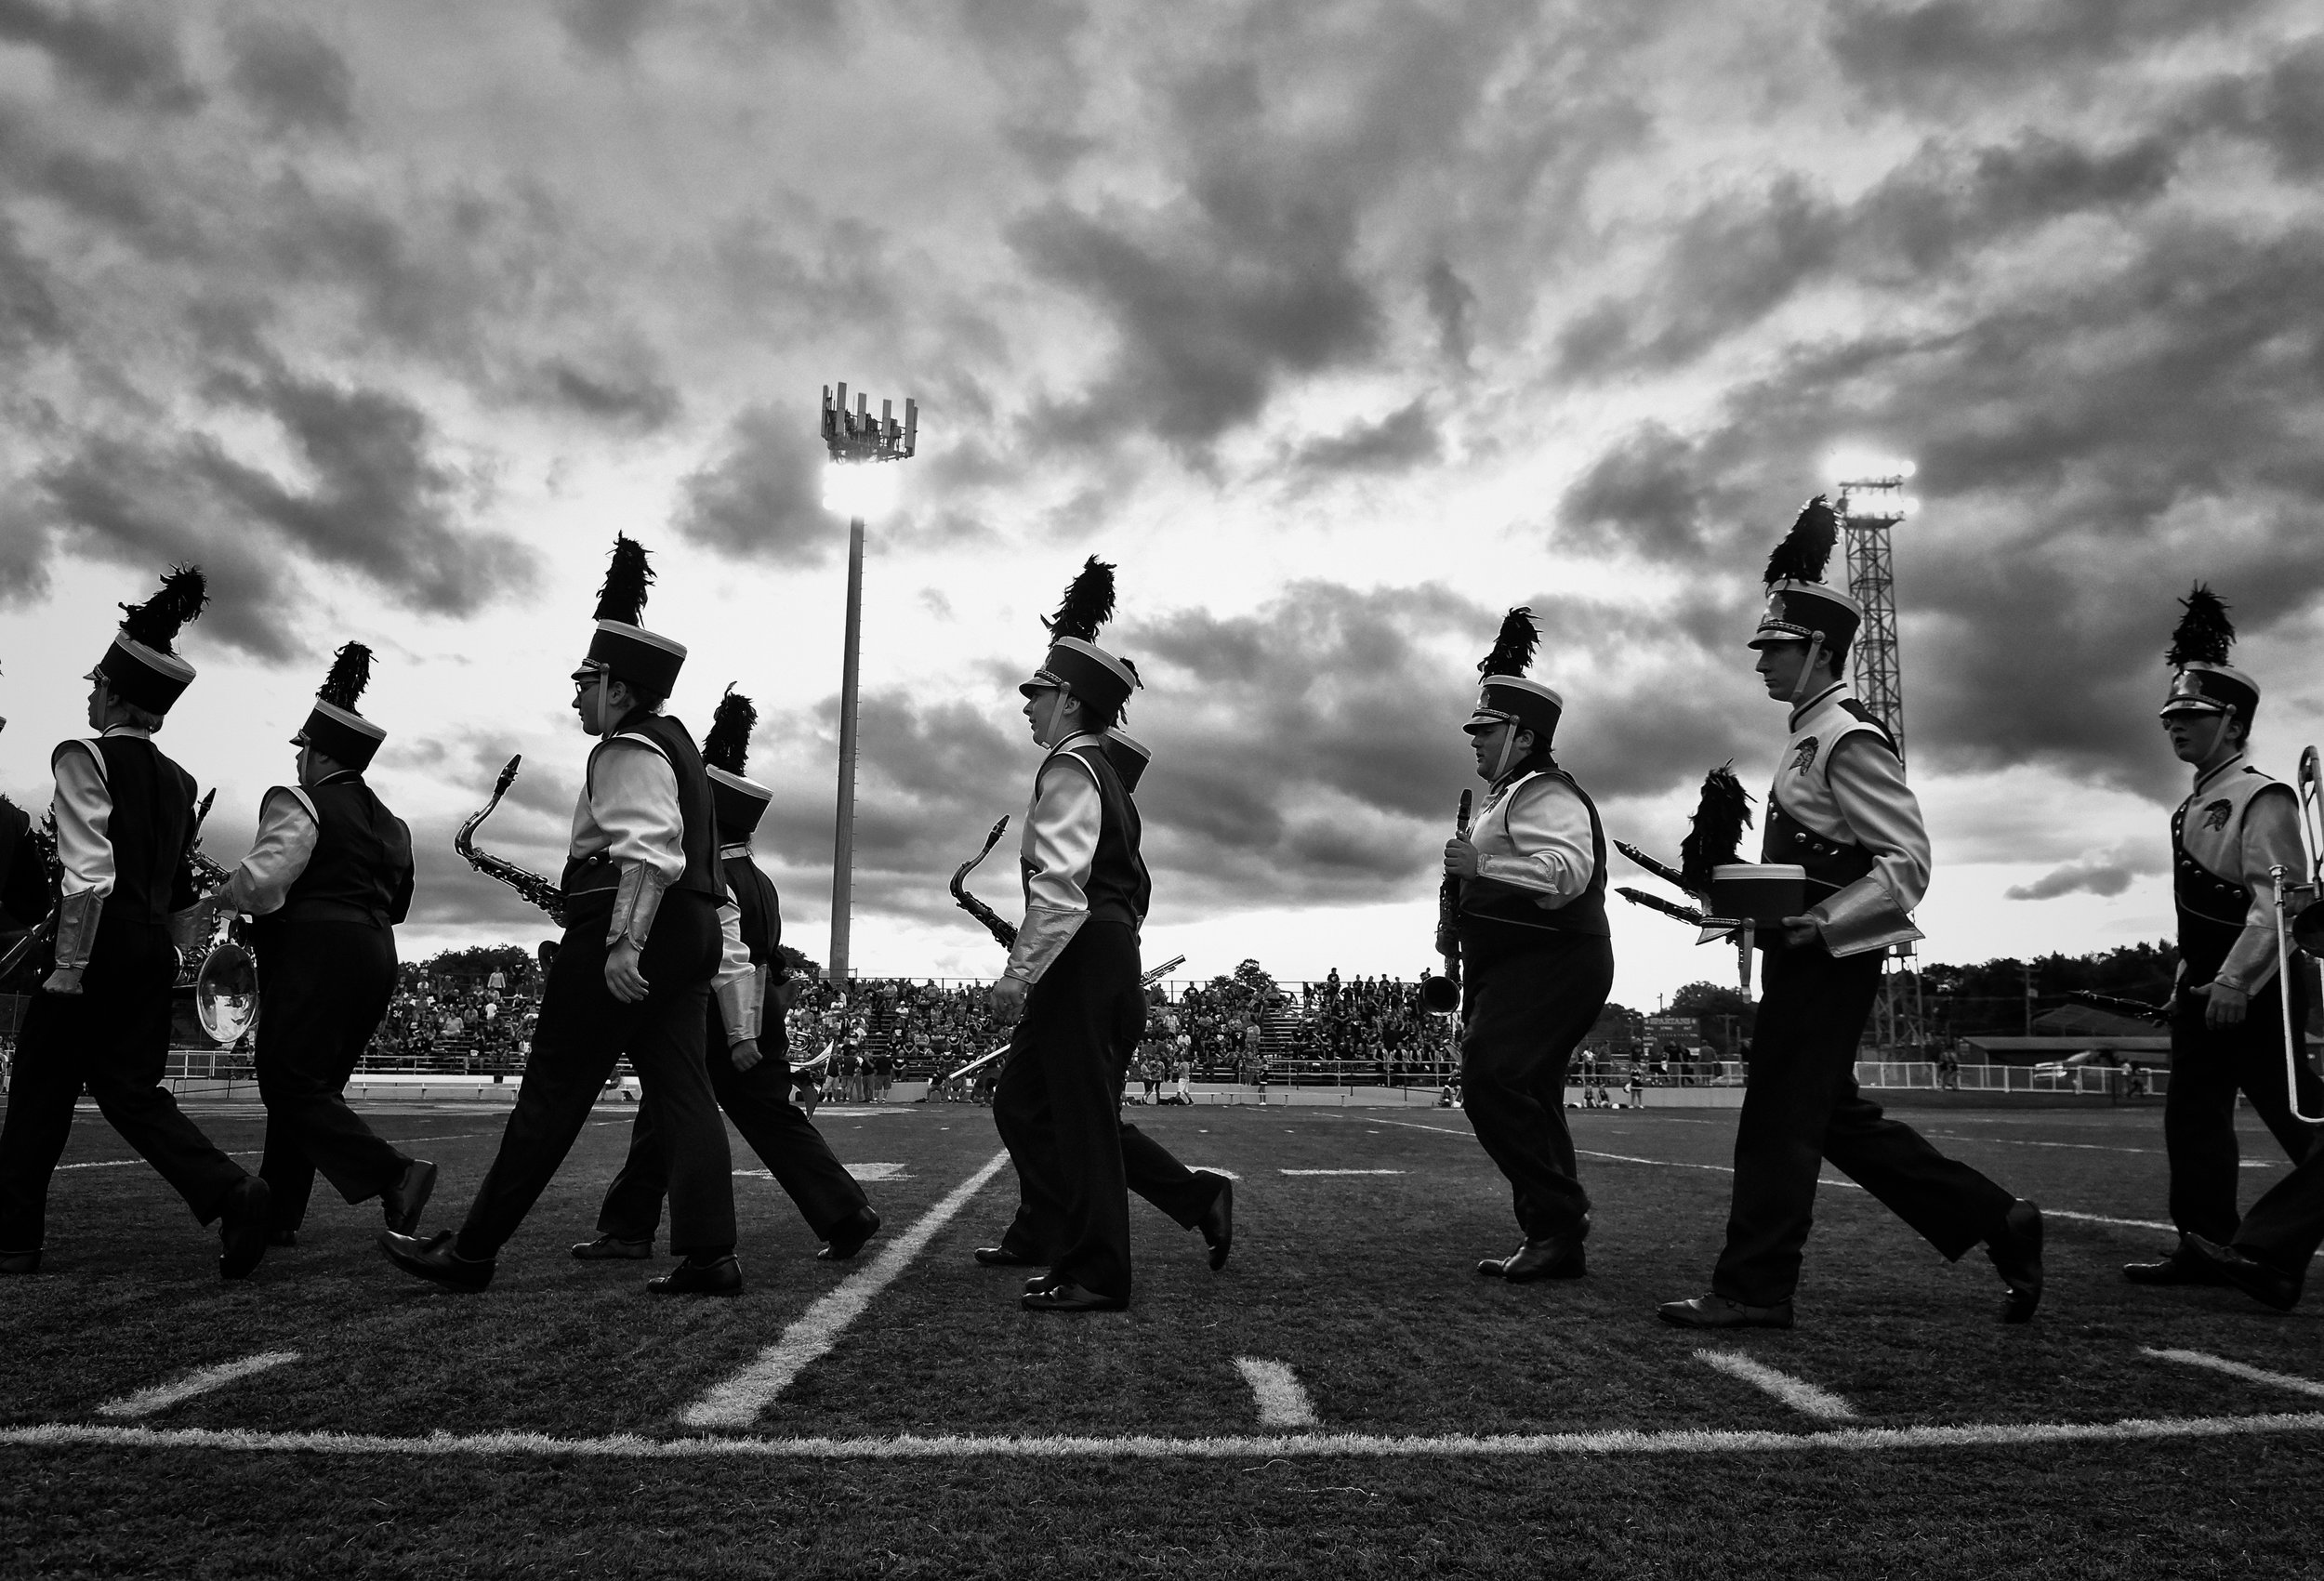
[
  {"xmin": 609, "ymin": 863, "xmax": 672, "ymax": 951},
  {"xmin": 1790, "ymin": 632, "xmax": 1827, "ymax": 705}
]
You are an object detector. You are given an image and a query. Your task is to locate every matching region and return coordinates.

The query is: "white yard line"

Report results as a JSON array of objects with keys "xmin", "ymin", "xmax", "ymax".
[
  {"xmin": 14, "ymin": 1411, "xmax": 2324, "ymax": 1460},
  {"xmin": 94, "ymin": 1352, "xmax": 300, "ymax": 1419},
  {"xmin": 2145, "ymin": 1348, "xmax": 2324, "ymax": 1400},
  {"xmin": 680, "ymin": 1149, "xmax": 1011, "ymax": 1429},
  {"xmin": 1695, "ymin": 1351, "xmax": 1856, "ymax": 1421},
  {"xmin": 2047, "ymin": 1208, "xmax": 2175, "ymax": 1232},
  {"xmin": 1235, "ymin": 1359, "xmax": 1319, "ymax": 1428},
  {"xmin": 1278, "ymin": 1169, "xmax": 1406, "ymax": 1176}
]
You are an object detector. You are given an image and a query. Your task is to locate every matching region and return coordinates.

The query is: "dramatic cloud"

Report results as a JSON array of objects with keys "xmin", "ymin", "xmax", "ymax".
[
  {"xmin": 2005, "ymin": 844, "xmax": 2168, "ymax": 902},
  {"xmin": 672, "ymin": 403, "xmax": 834, "ymax": 563}
]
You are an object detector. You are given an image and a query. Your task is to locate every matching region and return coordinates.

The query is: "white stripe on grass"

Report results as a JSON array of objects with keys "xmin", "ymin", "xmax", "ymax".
[
  {"xmin": 1278, "ymin": 1169, "xmax": 1405, "ymax": 1177},
  {"xmin": 1235, "ymin": 1359, "xmax": 1318, "ymax": 1428},
  {"xmin": 681, "ymin": 1150, "xmax": 1011, "ymax": 1429},
  {"xmin": 9, "ymin": 1412, "xmax": 2324, "ymax": 1461},
  {"xmin": 95, "ymin": 1352, "xmax": 300, "ymax": 1418},
  {"xmin": 2145, "ymin": 1348, "xmax": 2324, "ymax": 1400},
  {"xmin": 1694, "ymin": 1351, "xmax": 1856, "ymax": 1421}
]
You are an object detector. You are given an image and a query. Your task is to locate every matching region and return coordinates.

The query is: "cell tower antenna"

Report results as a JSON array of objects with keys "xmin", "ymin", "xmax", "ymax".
[{"xmin": 1837, "ymin": 475, "xmax": 1908, "ymax": 760}]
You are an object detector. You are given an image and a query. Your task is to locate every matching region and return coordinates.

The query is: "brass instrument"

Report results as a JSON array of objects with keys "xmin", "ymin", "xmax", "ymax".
[
  {"xmin": 2292, "ymin": 744, "xmax": 2324, "ymax": 955},
  {"xmin": 456, "ymin": 755, "xmax": 568, "ymax": 925},
  {"xmin": 2266, "ymin": 744, "xmax": 2324, "ymax": 1124},
  {"xmin": 1420, "ymin": 791, "xmax": 1472, "ymax": 1014},
  {"xmin": 186, "ymin": 790, "xmax": 260, "ymax": 1047},
  {"xmin": 949, "ymin": 816, "xmax": 1017, "ymax": 948}
]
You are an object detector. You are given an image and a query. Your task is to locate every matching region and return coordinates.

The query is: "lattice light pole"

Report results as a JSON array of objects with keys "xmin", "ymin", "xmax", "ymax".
[
  {"xmin": 821, "ymin": 382, "xmax": 917, "ymax": 985},
  {"xmin": 1837, "ymin": 476, "xmax": 1908, "ymax": 759}
]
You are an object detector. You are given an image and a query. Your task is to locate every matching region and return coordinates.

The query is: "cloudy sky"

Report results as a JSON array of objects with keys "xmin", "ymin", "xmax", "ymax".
[{"xmin": 1, "ymin": 0, "xmax": 2319, "ymax": 1008}]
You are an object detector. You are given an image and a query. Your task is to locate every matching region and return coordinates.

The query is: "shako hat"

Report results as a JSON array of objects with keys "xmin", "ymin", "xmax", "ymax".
[
  {"xmin": 702, "ymin": 686, "xmax": 772, "ymax": 837},
  {"xmin": 1748, "ymin": 496, "xmax": 1861, "ymax": 652},
  {"xmin": 1464, "ymin": 607, "xmax": 1562, "ymax": 741},
  {"xmin": 574, "ymin": 534, "xmax": 686, "ymax": 698},
  {"xmin": 1102, "ymin": 727, "xmax": 1152, "ymax": 793},
  {"xmin": 297, "ymin": 643, "xmax": 386, "ymax": 771},
  {"xmin": 1019, "ymin": 556, "xmax": 1139, "ymax": 719},
  {"xmin": 96, "ymin": 565, "xmax": 207, "ymax": 715},
  {"xmin": 2159, "ymin": 584, "xmax": 2259, "ymax": 723}
]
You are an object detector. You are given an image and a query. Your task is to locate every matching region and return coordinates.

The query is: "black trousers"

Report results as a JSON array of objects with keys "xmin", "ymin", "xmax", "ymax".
[
  {"xmin": 991, "ymin": 921, "xmax": 1139, "ymax": 1300},
  {"xmin": 596, "ymin": 1005, "xmax": 868, "ymax": 1244},
  {"xmin": 1712, "ymin": 942, "xmax": 2014, "ymax": 1306},
  {"xmin": 2165, "ymin": 973, "xmax": 2319, "ymax": 1245},
  {"xmin": 454, "ymin": 891, "xmax": 733, "ymax": 1260},
  {"xmin": 0, "ymin": 918, "xmax": 249, "ymax": 1250},
  {"xmin": 253, "ymin": 919, "xmax": 408, "ymax": 1231},
  {"xmin": 1459, "ymin": 935, "xmax": 1615, "ymax": 1242}
]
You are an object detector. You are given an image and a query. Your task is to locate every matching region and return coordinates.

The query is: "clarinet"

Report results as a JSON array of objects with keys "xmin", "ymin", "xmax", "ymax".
[{"xmin": 1421, "ymin": 790, "xmax": 1472, "ymax": 1013}]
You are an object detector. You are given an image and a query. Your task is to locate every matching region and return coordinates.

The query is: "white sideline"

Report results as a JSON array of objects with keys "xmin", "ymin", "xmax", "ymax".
[
  {"xmin": 1235, "ymin": 1359, "xmax": 1318, "ymax": 1428},
  {"xmin": 1694, "ymin": 1350, "xmax": 1856, "ymax": 1421},
  {"xmin": 1279, "ymin": 1169, "xmax": 1405, "ymax": 1176},
  {"xmin": 2146, "ymin": 1348, "xmax": 2324, "ymax": 1399},
  {"xmin": 680, "ymin": 1150, "xmax": 1011, "ymax": 1429},
  {"xmin": 94, "ymin": 1351, "xmax": 300, "ymax": 1418},
  {"xmin": 11, "ymin": 1412, "xmax": 2324, "ymax": 1461}
]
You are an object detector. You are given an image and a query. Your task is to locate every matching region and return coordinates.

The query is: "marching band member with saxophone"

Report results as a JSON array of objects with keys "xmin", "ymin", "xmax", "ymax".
[
  {"xmin": 0, "ymin": 568, "xmax": 273, "ymax": 1280},
  {"xmin": 575, "ymin": 688, "xmax": 882, "ymax": 1266},
  {"xmin": 380, "ymin": 535, "xmax": 738, "ymax": 1295},
  {"xmin": 1444, "ymin": 609, "xmax": 1613, "ymax": 1284},
  {"xmin": 1658, "ymin": 499, "xmax": 2040, "ymax": 1330},
  {"xmin": 2130, "ymin": 587, "xmax": 2319, "ymax": 1292},
  {"xmin": 214, "ymin": 644, "xmax": 429, "ymax": 1250}
]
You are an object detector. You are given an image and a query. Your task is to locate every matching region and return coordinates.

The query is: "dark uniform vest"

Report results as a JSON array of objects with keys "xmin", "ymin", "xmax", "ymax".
[
  {"xmin": 1457, "ymin": 764, "xmax": 1610, "ymax": 947},
  {"xmin": 275, "ymin": 774, "xmax": 416, "ymax": 929},
  {"xmin": 1060, "ymin": 739, "xmax": 1151, "ymax": 929},
  {"xmin": 722, "ymin": 850, "xmax": 782, "ymax": 969},
  {"xmin": 560, "ymin": 711, "xmax": 723, "ymax": 903},
  {"xmin": 91, "ymin": 735, "xmax": 198, "ymax": 925}
]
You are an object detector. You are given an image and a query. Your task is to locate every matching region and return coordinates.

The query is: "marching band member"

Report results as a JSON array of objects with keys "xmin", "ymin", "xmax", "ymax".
[
  {"xmin": 1443, "ymin": 609, "xmax": 1613, "ymax": 1282},
  {"xmin": 220, "ymin": 644, "xmax": 430, "ymax": 1247},
  {"xmin": 0, "ymin": 568, "xmax": 273, "ymax": 1280},
  {"xmin": 1658, "ymin": 499, "xmax": 2042, "ymax": 1329},
  {"xmin": 576, "ymin": 688, "xmax": 882, "ymax": 1265},
  {"xmin": 379, "ymin": 535, "xmax": 738, "ymax": 1295},
  {"xmin": 2128, "ymin": 587, "xmax": 2318, "ymax": 1290}
]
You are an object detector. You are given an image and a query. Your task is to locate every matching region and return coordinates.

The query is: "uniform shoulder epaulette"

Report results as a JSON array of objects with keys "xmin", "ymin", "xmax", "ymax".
[{"xmin": 1835, "ymin": 699, "xmax": 1900, "ymax": 758}]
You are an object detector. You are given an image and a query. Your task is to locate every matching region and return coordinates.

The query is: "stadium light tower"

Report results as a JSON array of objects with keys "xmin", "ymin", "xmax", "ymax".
[
  {"xmin": 1836, "ymin": 476, "xmax": 1908, "ymax": 759},
  {"xmin": 821, "ymin": 382, "xmax": 917, "ymax": 985}
]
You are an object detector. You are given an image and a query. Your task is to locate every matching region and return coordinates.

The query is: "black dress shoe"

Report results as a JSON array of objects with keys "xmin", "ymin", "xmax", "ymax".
[
  {"xmin": 2123, "ymin": 1249, "xmax": 2230, "ymax": 1286},
  {"xmin": 380, "ymin": 1159, "xmax": 438, "ymax": 1237},
  {"xmin": 816, "ymin": 1206, "xmax": 882, "ymax": 1262},
  {"xmin": 2185, "ymin": 1234, "xmax": 2302, "ymax": 1311},
  {"xmin": 1197, "ymin": 1174, "xmax": 1234, "ymax": 1271},
  {"xmin": 571, "ymin": 1234, "xmax": 654, "ymax": 1261},
  {"xmin": 218, "ymin": 1176, "xmax": 272, "ymax": 1281},
  {"xmin": 1022, "ymin": 1279, "xmax": 1126, "ymax": 1312},
  {"xmin": 378, "ymin": 1230, "xmax": 495, "ymax": 1292},
  {"xmin": 268, "ymin": 1229, "xmax": 299, "ymax": 1248},
  {"xmin": 0, "ymin": 1248, "xmax": 40, "ymax": 1275},
  {"xmin": 1481, "ymin": 1234, "xmax": 1588, "ymax": 1282},
  {"xmin": 1657, "ymin": 1294, "xmax": 1794, "ymax": 1329},
  {"xmin": 646, "ymin": 1254, "xmax": 743, "ymax": 1297},
  {"xmin": 1985, "ymin": 1198, "xmax": 2043, "ymax": 1324},
  {"xmin": 974, "ymin": 1245, "xmax": 1044, "ymax": 1268}
]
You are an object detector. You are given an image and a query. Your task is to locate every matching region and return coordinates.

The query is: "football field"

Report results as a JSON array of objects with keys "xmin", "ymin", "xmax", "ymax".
[{"xmin": 5, "ymin": 1093, "xmax": 2323, "ymax": 1577}]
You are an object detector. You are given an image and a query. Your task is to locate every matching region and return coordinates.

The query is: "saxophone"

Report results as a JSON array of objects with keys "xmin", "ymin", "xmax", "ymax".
[
  {"xmin": 948, "ymin": 816, "xmax": 1018, "ymax": 949},
  {"xmin": 456, "ymin": 755, "xmax": 569, "ymax": 925}
]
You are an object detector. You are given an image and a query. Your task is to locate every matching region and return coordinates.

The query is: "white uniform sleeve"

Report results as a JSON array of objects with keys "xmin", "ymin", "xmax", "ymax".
[
  {"xmin": 1819, "ymin": 732, "xmax": 1932, "ymax": 916},
  {"xmin": 2217, "ymin": 785, "xmax": 2304, "ymax": 993},
  {"xmin": 50, "ymin": 742, "xmax": 113, "ymax": 901},
  {"xmin": 710, "ymin": 892, "xmax": 761, "ymax": 1043},
  {"xmin": 225, "ymin": 787, "xmax": 319, "ymax": 916},
  {"xmin": 587, "ymin": 740, "xmax": 687, "ymax": 882},
  {"xmin": 1005, "ymin": 754, "xmax": 1101, "ymax": 984},
  {"xmin": 1472, "ymin": 776, "xmax": 1596, "ymax": 905}
]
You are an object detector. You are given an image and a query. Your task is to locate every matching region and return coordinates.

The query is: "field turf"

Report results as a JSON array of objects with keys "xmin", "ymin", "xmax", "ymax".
[{"xmin": 5, "ymin": 1092, "xmax": 2324, "ymax": 1577}]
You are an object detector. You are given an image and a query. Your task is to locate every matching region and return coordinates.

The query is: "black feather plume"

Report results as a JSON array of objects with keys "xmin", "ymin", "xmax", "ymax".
[
  {"xmin": 1478, "ymin": 607, "xmax": 1538, "ymax": 679},
  {"xmin": 1043, "ymin": 556, "xmax": 1116, "ymax": 643},
  {"xmin": 702, "ymin": 685, "xmax": 757, "ymax": 775},
  {"xmin": 117, "ymin": 565, "xmax": 208, "ymax": 652},
  {"xmin": 1677, "ymin": 763, "xmax": 1755, "ymax": 896},
  {"xmin": 592, "ymin": 535, "xmax": 654, "ymax": 625},
  {"xmin": 1762, "ymin": 496, "xmax": 1839, "ymax": 586},
  {"xmin": 2164, "ymin": 584, "xmax": 2236, "ymax": 668},
  {"xmin": 316, "ymin": 642, "xmax": 373, "ymax": 710}
]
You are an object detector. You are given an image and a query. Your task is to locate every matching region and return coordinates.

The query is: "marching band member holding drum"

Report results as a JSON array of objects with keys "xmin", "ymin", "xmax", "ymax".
[
  {"xmin": 2129, "ymin": 587, "xmax": 2319, "ymax": 1291},
  {"xmin": 1658, "ymin": 499, "xmax": 2041, "ymax": 1329},
  {"xmin": 1444, "ymin": 609, "xmax": 1614, "ymax": 1283},
  {"xmin": 379, "ymin": 536, "xmax": 738, "ymax": 1295},
  {"xmin": 0, "ymin": 568, "xmax": 273, "ymax": 1280},
  {"xmin": 218, "ymin": 644, "xmax": 429, "ymax": 1249}
]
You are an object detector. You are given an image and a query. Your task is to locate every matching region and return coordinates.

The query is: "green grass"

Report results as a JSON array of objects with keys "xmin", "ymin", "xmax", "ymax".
[{"xmin": 6, "ymin": 1095, "xmax": 2324, "ymax": 1576}]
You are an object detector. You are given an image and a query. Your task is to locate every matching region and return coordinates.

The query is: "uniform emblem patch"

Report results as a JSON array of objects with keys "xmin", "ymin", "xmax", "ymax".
[
  {"xmin": 2202, "ymin": 798, "xmax": 2233, "ymax": 832},
  {"xmin": 1789, "ymin": 736, "xmax": 1819, "ymax": 775}
]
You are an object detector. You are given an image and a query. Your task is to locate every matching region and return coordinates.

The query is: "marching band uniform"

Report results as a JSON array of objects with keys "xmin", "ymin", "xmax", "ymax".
[
  {"xmin": 584, "ymin": 691, "xmax": 881, "ymax": 1263},
  {"xmin": 380, "ymin": 536, "xmax": 736, "ymax": 1293},
  {"xmin": 225, "ymin": 645, "xmax": 431, "ymax": 1245},
  {"xmin": 0, "ymin": 569, "xmax": 273, "ymax": 1279},
  {"xmin": 1662, "ymin": 500, "xmax": 2040, "ymax": 1328},
  {"xmin": 1451, "ymin": 612, "xmax": 1614, "ymax": 1282}
]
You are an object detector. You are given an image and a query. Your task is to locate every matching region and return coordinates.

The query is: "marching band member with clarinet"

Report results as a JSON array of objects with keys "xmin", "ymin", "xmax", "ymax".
[
  {"xmin": 380, "ymin": 535, "xmax": 739, "ymax": 1295},
  {"xmin": 0, "ymin": 568, "xmax": 273, "ymax": 1280},
  {"xmin": 575, "ymin": 688, "xmax": 882, "ymax": 1266},
  {"xmin": 1659, "ymin": 499, "xmax": 2040, "ymax": 1329},
  {"xmin": 1444, "ymin": 609, "xmax": 1614, "ymax": 1283},
  {"xmin": 2130, "ymin": 587, "xmax": 2319, "ymax": 1292},
  {"xmin": 218, "ymin": 643, "xmax": 430, "ymax": 1249}
]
